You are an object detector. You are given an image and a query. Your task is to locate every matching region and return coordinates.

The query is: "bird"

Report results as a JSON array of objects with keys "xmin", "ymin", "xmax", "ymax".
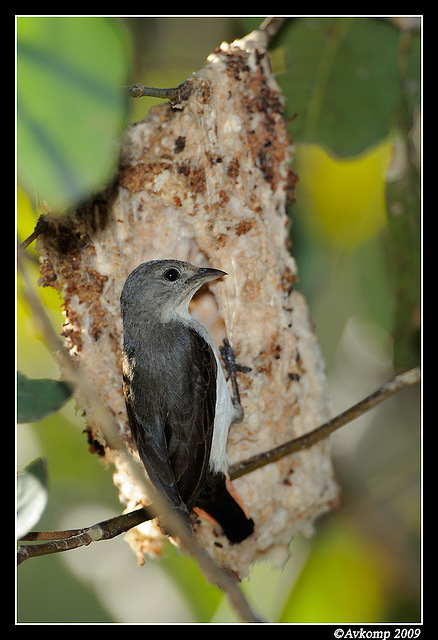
[{"xmin": 120, "ymin": 259, "xmax": 254, "ymax": 543}]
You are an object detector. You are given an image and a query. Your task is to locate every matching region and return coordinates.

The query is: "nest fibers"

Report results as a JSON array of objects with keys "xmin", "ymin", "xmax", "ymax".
[{"xmin": 36, "ymin": 28, "xmax": 339, "ymax": 578}]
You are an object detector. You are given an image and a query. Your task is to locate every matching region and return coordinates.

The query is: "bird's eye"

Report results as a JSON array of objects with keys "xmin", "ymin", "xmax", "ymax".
[{"xmin": 163, "ymin": 268, "xmax": 180, "ymax": 282}]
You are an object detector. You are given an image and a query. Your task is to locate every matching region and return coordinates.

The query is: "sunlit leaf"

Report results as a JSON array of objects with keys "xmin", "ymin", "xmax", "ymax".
[{"xmin": 17, "ymin": 16, "xmax": 131, "ymax": 211}]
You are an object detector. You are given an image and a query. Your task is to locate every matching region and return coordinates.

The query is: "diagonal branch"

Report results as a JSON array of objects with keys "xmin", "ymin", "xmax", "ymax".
[
  {"xmin": 229, "ymin": 366, "xmax": 420, "ymax": 480},
  {"xmin": 18, "ymin": 365, "xmax": 420, "ymax": 561}
]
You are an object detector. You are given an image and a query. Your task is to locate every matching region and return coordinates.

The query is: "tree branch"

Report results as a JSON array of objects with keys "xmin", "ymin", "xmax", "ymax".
[
  {"xmin": 18, "ymin": 366, "xmax": 420, "ymax": 562},
  {"xmin": 17, "ymin": 505, "xmax": 263, "ymax": 622},
  {"xmin": 126, "ymin": 79, "xmax": 194, "ymax": 106},
  {"xmin": 229, "ymin": 366, "xmax": 421, "ymax": 480},
  {"xmin": 18, "ymin": 506, "xmax": 153, "ymax": 549},
  {"xmin": 18, "ymin": 508, "xmax": 149, "ymax": 562}
]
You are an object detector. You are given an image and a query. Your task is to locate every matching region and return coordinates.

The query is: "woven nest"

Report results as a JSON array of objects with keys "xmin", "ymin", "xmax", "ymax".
[{"xmin": 36, "ymin": 28, "xmax": 339, "ymax": 579}]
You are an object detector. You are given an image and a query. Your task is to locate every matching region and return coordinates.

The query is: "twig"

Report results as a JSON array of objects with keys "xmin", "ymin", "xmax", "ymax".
[
  {"xmin": 18, "ymin": 502, "xmax": 263, "ymax": 622},
  {"xmin": 258, "ymin": 17, "xmax": 287, "ymax": 41},
  {"xmin": 230, "ymin": 366, "xmax": 421, "ymax": 480},
  {"xmin": 126, "ymin": 79, "xmax": 194, "ymax": 106},
  {"xmin": 127, "ymin": 84, "xmax": 178, "ymax": 100},
  {"xmin": 17, "ymin": 507, "xmax": 154, "ymax": 563},
  {"xmin": 20, "ymin": 215, "xmax": 49, "ymax": 249},
  {"xmin": 125, "ymin": 18, "xmax": 287, "ymax": 107},
  {"xmin": 18, "ymin": 367, "xmax": 420, "ymax": 555},
  {"xmin": 19, "ymin": 507, "xmax": 154, "ymax": 542}
]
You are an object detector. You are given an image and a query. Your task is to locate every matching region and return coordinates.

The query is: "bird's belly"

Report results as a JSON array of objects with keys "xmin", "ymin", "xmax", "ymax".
[{"xmin": 209, "ymin": 361, "xmax": 235, "ymax": 474}]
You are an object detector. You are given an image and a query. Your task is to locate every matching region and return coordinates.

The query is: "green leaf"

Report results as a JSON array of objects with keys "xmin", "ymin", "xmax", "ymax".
[
  {"xmin": 17, "ymin": 16, "xmax": 131, "ymax": 210},
  {"xmin": 276, "ymin": 17, "xmax": 402, "ymax": 156},
  {"xmin": 278, "ymin": 518, "xmax": 388, "ymax": 622},
  {"xmin": 17, "ymin": 372, "xmax": 73, "ymax": 423},
  {"xmin": 17, "ymin": 458, "xmax": 49, "ymax": 538}
]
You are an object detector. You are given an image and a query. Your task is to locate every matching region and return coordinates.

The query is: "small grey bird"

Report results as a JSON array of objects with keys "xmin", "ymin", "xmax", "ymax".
[{"xmin": 120, "ymin": 259, "xmax": 254, "ymax": 543}]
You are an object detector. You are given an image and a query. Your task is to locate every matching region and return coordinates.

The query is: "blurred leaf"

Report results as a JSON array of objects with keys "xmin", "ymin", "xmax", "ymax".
[
  {"xmin": 294, "ymin": 140, "xmax": 392, "ymax": 249},
  {"xmin": 276, "ymin": 17, "xmax": 401, "ymax": 156},
  {"xmin": 278, "ymin": 517, "xmax": 389, "ymax": 622},
  {"xmin": 385, "ymin": 176, "xmax": 420, "ymax": 371},
  {"xmin": 17, "ymin": 458, "xmax": 48, "ymax": 538},
  {"xmin": 17, "ymin": 16, "xmax": 131, "ymax": 211},
  {"xmin": 17, "ymin": 372, "xmax": 73, "ymax": 423},
  {"xmin": 384, "ymin": 30, "xmax": 421, "ymax": 371}
]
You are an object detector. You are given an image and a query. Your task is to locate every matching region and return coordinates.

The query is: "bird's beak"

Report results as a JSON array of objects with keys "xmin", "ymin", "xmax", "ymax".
[{"xmin": 188, "ymin": 267, "xmax": 227, "ymax": 285}]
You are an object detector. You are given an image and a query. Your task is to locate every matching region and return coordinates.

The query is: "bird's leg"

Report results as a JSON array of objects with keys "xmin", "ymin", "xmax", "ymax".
[{"xmin": 219, "ymin": 338, "xmax": 251, "ymax": 422}]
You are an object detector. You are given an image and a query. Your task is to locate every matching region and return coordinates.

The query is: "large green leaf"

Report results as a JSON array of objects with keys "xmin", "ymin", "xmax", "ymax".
[
  {"xmin": 276, "ymin": 17, "xmax": 402, "ymax": 156},
  {"xmin": 17, "ymin": 372, "xmax": 73, "ymax": 423},
  {"xmin": 17, "ymin": 16, "xmax": 131, "ymax": 210},
  {"xmin": 17, "ymin": 458, "xmax": 48, "ymax": 538}
]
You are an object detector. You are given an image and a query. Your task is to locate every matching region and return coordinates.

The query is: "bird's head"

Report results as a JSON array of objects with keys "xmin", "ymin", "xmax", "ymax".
[{"xmin": 120, "ymin": 259, "xmax": 227, "ymax": 323}]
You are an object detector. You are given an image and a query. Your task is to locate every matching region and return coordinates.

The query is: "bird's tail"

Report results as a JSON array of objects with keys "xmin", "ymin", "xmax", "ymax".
[{"xmin": 195, "ymin": 473, "xmax": 254, "ymax": 544}]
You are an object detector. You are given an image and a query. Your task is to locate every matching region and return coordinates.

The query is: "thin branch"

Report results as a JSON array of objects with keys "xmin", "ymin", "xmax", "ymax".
[
  {"xmin": 17, "ymin": 507, "xmax": 154, "ymax": 562},
  {"xmin": 20, "ymin": 215, "xmax": 49, "ymax": 249},
  {"xmin": 17, "ymin": 504, "xmax": 263, "ymax": 622},
  {"xmin": 126, "ymin": 79, "xmax": 194, "ymax": 106},
  {"xmin": 19, "ymin": 507, "xmax": 153, "ymax": 543},
  {"xmin": 18, "ymin": 366, "xmax": 420, "ymax": 556},
  {"xmin": 258, "ymin": 16, "xmax": 287, "ymax": 41},
  {"xmin": 127, "ymin": 84, "xmax": 178, "ymax": 100},
  {"xmin": 20, "ymin": 529, "xmax": 83, "ymax": 541},
  {"xmin": 230, "ymin": 366, "xmax": 421, "ymax": 480}
]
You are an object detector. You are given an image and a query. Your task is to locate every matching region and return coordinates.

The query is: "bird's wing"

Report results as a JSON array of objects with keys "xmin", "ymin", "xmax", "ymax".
[{"xmin": 123, "ymin": 324, "xmax": 217, "ymax": 514}]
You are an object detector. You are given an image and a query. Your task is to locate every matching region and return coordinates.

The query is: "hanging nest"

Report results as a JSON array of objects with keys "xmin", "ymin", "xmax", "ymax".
[{"xmin": 36, "ymin": 27, "xmax": 339, "ymax": 578}]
